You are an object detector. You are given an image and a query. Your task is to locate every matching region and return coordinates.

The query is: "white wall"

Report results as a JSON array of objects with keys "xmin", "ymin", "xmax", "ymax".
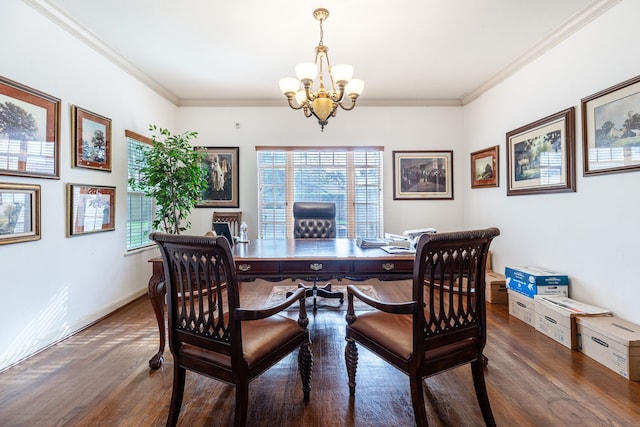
[
  {"xmin": 463, "ymin": 0, "xmax": 640, "ymax": 323},
  {"xmin": 3, "ymin": 0, "xmax": 639, "ymax": 371},
  {"xmin": 176, "ymin": 105, "xmax": 466, "ymax": 238},
  {"xmin": 0, "ymin": 1, "xmax": 175, "ymax": 371}
]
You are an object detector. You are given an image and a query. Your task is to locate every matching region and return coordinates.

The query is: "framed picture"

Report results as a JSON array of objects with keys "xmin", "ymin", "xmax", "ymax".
[
  {"xmin": 506, "ymin": 107, "xmax": 576, "ymax": 196},
  {"xmin": 581, "ymin": 75, "xmax": 640, "ymax": 176},
  {"xmin": 71, "ymin": 106, "xmax": 112, "ymax": 171},
  {"xmin": 196, "ymin": 146, "xmax": 239, "ymax": 208},
  {"xmin": 0, "ymin": 76, "xmax": 60, "ymax": 179},
  {"xmin": 67, "ymin": 184, "xmax": 115, "ymax": 236},
  {"xmin": 471, "ymin": 145, "xmax": 499, "ymax": 188},
  {"xmin": 0, "ymin": 182, "xmax": 41, "ymax": 245},
  {"xmin": 393, "ymin": 150, "xmax": 453, "ymax": 200}
]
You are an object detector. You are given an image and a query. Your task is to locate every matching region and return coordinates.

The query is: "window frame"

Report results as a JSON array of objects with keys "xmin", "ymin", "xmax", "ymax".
[
  {"xmin": 126, "ymin": 130, "xmax": 155, "ymax": 251},
  {"xmin": 256, "ymin": 146, "xmax": 384, "ymax": 240}
]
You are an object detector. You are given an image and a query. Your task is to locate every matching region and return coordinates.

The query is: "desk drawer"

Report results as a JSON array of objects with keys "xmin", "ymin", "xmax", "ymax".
[
  {"xmin": 353, "ymin": 260, "xmax": 413, "ymax": 274},
  {"xmin": 284, "ymin": 260, "xmax": 351, "ymax": 274},
  {"xmin": 235, "ymin": 261, "xmax": 279, "ymax": 274}
]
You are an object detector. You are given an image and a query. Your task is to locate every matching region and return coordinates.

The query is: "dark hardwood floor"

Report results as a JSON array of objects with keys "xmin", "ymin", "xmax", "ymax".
[{"xmin": 1, "ymin": 279, "xmax": 639, "ymax": 426}]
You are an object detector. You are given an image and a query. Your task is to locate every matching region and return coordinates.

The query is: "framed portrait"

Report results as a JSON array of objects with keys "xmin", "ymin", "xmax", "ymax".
[
  {"xmin": 0, "ymin": 182, "xmax": 41, "ymax": 245},
  {"xmin": 393, "ymin": 150, "xmax": 453, "ymax": 200},
  {"xmin": 67, "ymin": 184, "xmax": 115, "ymax": 236},
  {"xmin": 581, "ymin": 75, "xmax": 640, "ymax": 176},
  {"xmin": 71, "ymin": 106, "xmax": 112, "ymax": 171},
  {"xmin": 506, "ymin": 107, "xmax": 576, "ymax": 196},
  {"xmin": 196, "ymin": 146, "xmax": 239, "ymax": 208},
  {"xmin": 471, "ymin": 145, "xmax": 499, "ymax": 188},
  {"xmin": 0, "ymin": 76, "xmax": 60, "ymax": 179}
]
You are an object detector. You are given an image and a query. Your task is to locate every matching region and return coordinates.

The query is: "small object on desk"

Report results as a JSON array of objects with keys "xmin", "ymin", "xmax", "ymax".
[
  {"xmin": 356, "ymin": 237, "xmax": 388, "ymax": 248},
  {"xmin": 238, "ymin": 221, "xmax": 249, "ymax": 243},
  {"xmin": 380, "ymin": 245, "xmax": 416, "ymax": 254}
]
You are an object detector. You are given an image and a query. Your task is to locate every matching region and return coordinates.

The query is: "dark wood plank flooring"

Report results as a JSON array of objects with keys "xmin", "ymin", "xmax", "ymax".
[{"xmin": 1, "ymin": 279, "xmax": 639, "ymax": 426}]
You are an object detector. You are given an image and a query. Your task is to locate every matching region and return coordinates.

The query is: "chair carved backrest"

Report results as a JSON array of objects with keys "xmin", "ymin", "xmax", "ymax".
[
  {"xmin": 414, "ymin": 228, "xmax": 500, "ymax": 369},
  {"xmin": 153, "ymin": 233, "xmax": 240, "ymax": 359},
  {"xmin": 293, "ymin": 202, "xmax": 335, "ymax": 238},
  {"xmin": 151, "ymin": 232, "xmax": 312, "ymax": 426},
  {"xmin": 213, "ymin": 211, "xmax": 242, "ymax": 237}
]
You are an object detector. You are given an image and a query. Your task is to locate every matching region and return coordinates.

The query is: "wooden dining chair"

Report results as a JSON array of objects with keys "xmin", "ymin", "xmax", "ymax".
[
  {"xmin": 212, "ymin": 211, "xmax": 242, "ymax": 237},
  {"xmin": 151, "ymin": 232, "xmax": 312, "ymax": 427},
  {"xmin": 345, "ymin": 227, "xmax": 500, "ymax": 426}
]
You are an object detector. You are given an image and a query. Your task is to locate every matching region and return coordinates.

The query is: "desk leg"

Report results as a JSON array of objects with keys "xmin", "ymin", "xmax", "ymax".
[{"xmin": 147, "ymin": 272, "xmax": 166, "ymax": 369}]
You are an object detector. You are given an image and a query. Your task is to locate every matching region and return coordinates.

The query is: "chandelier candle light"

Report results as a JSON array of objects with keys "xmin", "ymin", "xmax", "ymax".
[{"xmin": 279, "ymin": 8, "xmax": 364, "ymax": 131}]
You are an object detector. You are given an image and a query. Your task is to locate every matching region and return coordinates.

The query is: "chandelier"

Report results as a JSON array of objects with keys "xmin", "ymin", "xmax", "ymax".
[{"xmin": 279, "ymin": 8, "xmax": 364, "ymax": 131}]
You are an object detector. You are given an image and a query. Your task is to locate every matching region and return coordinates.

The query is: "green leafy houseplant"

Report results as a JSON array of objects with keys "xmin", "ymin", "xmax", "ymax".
[{"xmin": 129, "ymin": 125, "xmax": 208, "ymax": 234}]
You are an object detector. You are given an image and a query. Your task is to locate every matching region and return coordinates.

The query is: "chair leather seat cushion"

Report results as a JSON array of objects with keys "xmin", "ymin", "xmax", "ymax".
[
  {"xmin": 350, "ymin": 311, "xmax": 413, "ymax": 360},
  {"xmin": 180, "ymin": 314, "xmax": 304, "ymax": 369},
  {"xmin": 350, "ymin": 311, "xmax": 479, "ymax": 363}
]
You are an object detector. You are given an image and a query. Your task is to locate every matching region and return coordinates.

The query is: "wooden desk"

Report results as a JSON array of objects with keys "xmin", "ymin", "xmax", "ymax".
[{"xmin": 146, "ymin": 239, "xmax": 415, "ymax": 369}]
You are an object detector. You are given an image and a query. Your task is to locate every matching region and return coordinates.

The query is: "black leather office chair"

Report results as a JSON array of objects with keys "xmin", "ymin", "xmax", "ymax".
[{"xmin": 288, "ymin": 202, "xmax": 344, "ymax": 311}]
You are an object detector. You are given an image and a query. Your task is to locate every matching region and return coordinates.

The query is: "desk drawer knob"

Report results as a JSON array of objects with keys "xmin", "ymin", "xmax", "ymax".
[
  {"xmin": 238, "ymin": 264, "xmax": 251, "ymax": 272},
  {"xmin": 382, "ymin": 263, "xmax": 395, "ymax": 271},
  {"xmin": 310, "ymin": 263, "xmax": 323, "ymax": 271}
]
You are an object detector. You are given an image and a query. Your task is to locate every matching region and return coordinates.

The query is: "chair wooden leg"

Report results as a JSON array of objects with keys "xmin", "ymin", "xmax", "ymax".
[
  {"xmin": 234, "ymin": 381, "xmax": 249, "ymax": 427},
  {"xmin": 409, "ymin": 375, "xmax": 429, "ymax": 427},
  {"xmin": 345, "ymin": 338, "xmax": 358, "ymax": 395},
  {"xmin": 166, "ymin": 366, "xmax": 186, "ymax": 427},
  {"xmin": 298, "ymin": 338, "xmax": 313, "ymax": 402},
  {"xmin": 471, "ymin": 360, "xmax": 496, "ymax": 427}
]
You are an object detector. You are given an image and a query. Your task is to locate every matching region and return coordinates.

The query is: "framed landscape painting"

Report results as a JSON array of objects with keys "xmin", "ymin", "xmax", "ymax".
[
  {"xmin": 0, "ymin": 76, "xmax": 60, "ymax": 179},
  {"xmin": 393, "ymin": 150, "xmax": 453, "ymax": 200},
  {"xmin": 196, "ymin": 146, "xmax": 239, "ymax": 208},
  {"xmin": 471, "ymin": 145, "xmax": 499, "ymax": 188},
  {"xmin": 71, "ymin": 106, "xmax": 112, "ymax": 171},
  {"xmin": 0, "ymin": 182, "xmax": 41, "ymax": 245},
  {"xmin": 67, "ymin": 184, "xmax": 116, "ymax": 236},
  {"xmin": 506, "ymin": 107, "xmax": 576, "ymax": 196},
  {"xmin": 581, "ymin": 74, "xmax": 640, "ymax": 176}
]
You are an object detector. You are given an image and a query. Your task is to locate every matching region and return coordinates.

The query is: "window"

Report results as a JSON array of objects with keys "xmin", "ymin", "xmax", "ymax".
[
  {"xmin": 126, "ymin": 130, "xmax": 154, "ymax": 250},
  {"xmin": 257, "ymin": 146, "xmax": 383, "ymax": 239}
]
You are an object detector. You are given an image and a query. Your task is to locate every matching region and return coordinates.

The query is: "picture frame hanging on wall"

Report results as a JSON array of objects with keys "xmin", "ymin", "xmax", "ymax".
[
  {"xmin": 392, "ymin": 150, "xmax": 454, "ymax": 200},
  {"xmin": 471, "ymin": 145, "xmax": 499, "ymax": 188},
  {"xmin": 0, "ymin": 182, "xmax": 41, "ymax": 245},
  {"xmin": 67, "ymin": 184, "xmax": 116, "ymax": 236},
  {"xmin": 0, "ymin": 76, "xmax": 60, "ymax": 179},
  {"xmin": 71, "ymin": 105, "xmax": 112, "ymax": 171},
  {"xmin": 196, "ymin": 146, "xmax": 240, "ymax": 208},
  {"xmin": 506, "ymin": 107, "xmax": 576, "ymax": 196},
  {"xmin": 581, "ymin": 74, "xmax": 640, "ymax": 176}
]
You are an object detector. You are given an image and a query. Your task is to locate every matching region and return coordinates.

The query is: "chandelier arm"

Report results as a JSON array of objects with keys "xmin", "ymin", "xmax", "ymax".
[
  {"xmin": 302, "ymin": 106, "xmax": 313, "ymax": 118},
  {"xmin": 338, "ymin": 96, "xmax": 358, "ymax": 111},
  {"xmin": 286, "ymin": 97, "xmax": 305, "ymax": 110}
]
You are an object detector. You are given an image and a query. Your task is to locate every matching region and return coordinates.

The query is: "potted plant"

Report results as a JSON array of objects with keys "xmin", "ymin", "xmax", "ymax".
[{"xmin": 129, "ymin": 125, "xmax": 208, "ymax": 234}]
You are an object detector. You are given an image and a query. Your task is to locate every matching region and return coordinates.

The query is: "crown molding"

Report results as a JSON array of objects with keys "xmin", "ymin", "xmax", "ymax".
[
  {"xmin": 461, "ymin": 0, "xmax": 622, "ymax": 105},
  {"xmin": 25, "ymin": 0, "xmax": 180, "ymax": 105}
]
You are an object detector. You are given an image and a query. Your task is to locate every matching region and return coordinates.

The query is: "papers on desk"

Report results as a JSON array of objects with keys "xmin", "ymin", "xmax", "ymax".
[
  {"xmin": 380, "ymin": 245, "xmax": 416, "ymax": 254},
  {"xmin": 356, "ymin": 237, "xmax": 388, "ymax": 248}
]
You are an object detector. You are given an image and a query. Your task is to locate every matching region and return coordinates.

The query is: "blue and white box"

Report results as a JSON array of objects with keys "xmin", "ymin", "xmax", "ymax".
[{"xmin": 505, "ymin": 266, "xmax": 569, "ymax": 298}]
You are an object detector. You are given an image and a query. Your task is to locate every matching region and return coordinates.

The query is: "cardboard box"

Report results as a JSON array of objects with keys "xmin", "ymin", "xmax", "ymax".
[
  {"xmin": 505, "ymin": 266, "xmax": 569, "ymax": 298},
  {"xmin": 486, "ymin": 271, "xmax": 507, "ymax": 304},
  {"xmin": 576, "ymin": 316, "xmax": 640, "ymax": 381},
  {"xmin": 534, "ymin": 295, "xmax": 611, "ymax": 349},
  {"xmin": 508, "ymin": 290, "xmax": 535, "ymax": 327}
]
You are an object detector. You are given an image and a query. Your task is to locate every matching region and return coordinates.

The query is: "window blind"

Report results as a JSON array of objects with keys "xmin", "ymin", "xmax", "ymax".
[
  {"xmin": 126, "ymin": 130, "xmax": 154, "ymax": 250},
  {"xmin": 256, "ymin": 146, "xmax": 383, "ymax": 239}
]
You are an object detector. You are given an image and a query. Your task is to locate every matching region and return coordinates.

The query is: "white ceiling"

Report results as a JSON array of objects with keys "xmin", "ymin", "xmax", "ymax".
[{"xmin": 33, "ymin": 0, "xmax": 617, "ymax": 106}]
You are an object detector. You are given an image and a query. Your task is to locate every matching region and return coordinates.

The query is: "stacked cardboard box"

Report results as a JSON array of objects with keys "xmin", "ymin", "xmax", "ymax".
[
  {"xmin": 486, "ymin": 271, "xmax": 507, "ymax": 303},
  {"xmin": 576, "ymin": 316, "xmax": 640, "ymax": 381},
  {"xmin": 534, "ymin": 295, "xmax": 611, "ymax": 349},
  {"xmin": 508, "ymin": 289, "xmax": 536, "ymax": 326},
  {"xmin": 505, "ymin": 266, "xmax": 569, "ymax": 298}
]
